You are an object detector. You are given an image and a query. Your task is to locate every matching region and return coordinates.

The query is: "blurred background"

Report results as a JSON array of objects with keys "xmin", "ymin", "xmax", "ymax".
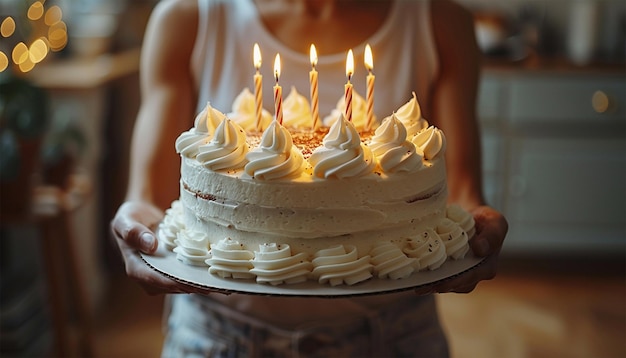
[{"xmin": 0, "ymin": 0, "xmax": 624, "ymax": 357}]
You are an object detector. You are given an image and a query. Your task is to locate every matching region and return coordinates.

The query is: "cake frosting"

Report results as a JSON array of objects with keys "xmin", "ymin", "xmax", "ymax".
[{"xmin": 159, "ymin": 89, "xmax": 476, "ymax": 287}]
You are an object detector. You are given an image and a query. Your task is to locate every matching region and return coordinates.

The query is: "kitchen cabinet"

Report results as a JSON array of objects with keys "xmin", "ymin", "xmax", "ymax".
[{"xmin": 478, "ymin": 69, "xmax": 626, "ymax": 255}]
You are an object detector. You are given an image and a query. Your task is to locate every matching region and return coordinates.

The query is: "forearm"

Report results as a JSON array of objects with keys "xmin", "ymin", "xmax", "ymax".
[
  {"xmin": 432, "ymin": 76, "xmax": 485, "ymax": 209},
  {"xmin": 431, "ymin": 0, "xmax": 485, "ymax": 209},
  {"xmin": 126, "ymin": 90, "xmax": 191, "ymax": 210},
  {"xmin": 125, "ymin": 0, "xmax": 198, "ymax": 210}
]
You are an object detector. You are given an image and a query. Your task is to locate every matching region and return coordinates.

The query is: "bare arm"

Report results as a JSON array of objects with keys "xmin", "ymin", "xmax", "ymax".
[
  {"xmin": 431, "ymin": 0, "xmax": 484, "ymax": 208},
  {"xmin": 110, "ymin": 0, "xmax": 208, "ymax": 295},
  {"xmin": 126, "ymin": 0, "xmax": 198, "ymax": 209}
]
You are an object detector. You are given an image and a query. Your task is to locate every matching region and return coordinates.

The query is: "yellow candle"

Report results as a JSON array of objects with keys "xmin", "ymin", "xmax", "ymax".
[
  {"xmin": 344, "ymin": 49, "xmax": 354, "ymax": 122},
  {"xmin": 309, "ymin": 44, "xmax": 320, "ymax": 130},
  {"xmin": 253, "ymin": 43, "xmax": 263, "ymax": 131},
  {"xmin": 364, "ymin": 44, "xmax": 375, "ymax": 131},
  {"xmin": 273, "ymin": 53, "xmax": 283, "ymax": 125}
]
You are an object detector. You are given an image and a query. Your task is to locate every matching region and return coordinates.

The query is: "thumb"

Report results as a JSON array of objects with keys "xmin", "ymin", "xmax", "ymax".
[{"xmin": 112, "ymin": 215, "xmax": 159, "ymax": 254}]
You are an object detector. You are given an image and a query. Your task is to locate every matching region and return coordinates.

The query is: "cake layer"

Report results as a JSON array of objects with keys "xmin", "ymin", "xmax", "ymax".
[
  {"xmin": 181, "ymin": 211, "xmax": 446, "ymax": 257},
  {"xmin": 181, "ymin": 155, "xmax": 447, "ymax": 208},
  {"xmin": 180, "ymin": 156, "xmax": 448, "ymax": 239}
]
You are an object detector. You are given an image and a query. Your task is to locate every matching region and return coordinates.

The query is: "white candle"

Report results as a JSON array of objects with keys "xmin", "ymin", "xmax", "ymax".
[
  {"xmin": 344, "ymin": 49, "xmax": 354, "ymax": 123},
  {"xmin": 253, "ymin": 43, "xmax": 263, "ymax": 131},
  {"xmin": 364, "ymin": 44, "xmax": 375, "ymax": 131},
  {"xmin": 273, "ymin": 53, "xmax": 283, "ymax": 125},
  {"xmin": 309, "ymin": 44, "xmax": 320, "ymax": 130}
]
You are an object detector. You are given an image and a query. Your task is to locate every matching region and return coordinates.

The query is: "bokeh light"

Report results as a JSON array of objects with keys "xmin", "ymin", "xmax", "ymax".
[
  {"xmin": 1, "ymin": 2, "xmax": 68, "ymax": 73},
  {"xmin": 48, "ymin": 21, "xmax": 68, "ymax": 52},
  {"xmin": 0, "ymin": 52, "xmax": 8, "ymax": 72},
  {"xmin": 44, "ymin": 6, "xmax": 63, "ymax": 26},
  {"xmin": 27, "ymin": 2, "xmax": 45, "ymax": 21},
  {"xmin": 12, "ymin": 42, "xmax": 29, "ymax": 65},
  {"xmin": 1, "ymin": 17, "xmax": 16, "ymax": 37},
  {"xmin": 29, "ymin": 38, "xmax": 49, "ymax": 63}
]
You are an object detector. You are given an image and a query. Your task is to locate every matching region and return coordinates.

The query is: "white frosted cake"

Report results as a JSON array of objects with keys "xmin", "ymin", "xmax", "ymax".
[{"xmin": 158, "ymin": 88, "xmax": 476, "ymax": 286}]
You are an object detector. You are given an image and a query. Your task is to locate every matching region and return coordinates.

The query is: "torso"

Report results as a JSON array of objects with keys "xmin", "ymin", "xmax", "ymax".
[
  {"xmin": 187, "ymin": 0, "xmax": 441, "ymax": 327},
  {"xmin": 253, "ymin": 0, "xmax": 393, "ymax": 54}
]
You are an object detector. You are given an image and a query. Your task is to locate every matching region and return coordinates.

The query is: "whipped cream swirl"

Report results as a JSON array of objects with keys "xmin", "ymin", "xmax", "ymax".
[
  {"xmin": 228, "ymin": 88, "xmax": 273, "ymax": 132},
  {"xmin": 157, "ymin": 200, "xmax": 185, "ymax": 251},
  {"xmin": 447, "ymin": 204, "xmax": 476, "ymax": 239},
  {"xmin": 369, "ymin": 242, "xmax": 416, "ymax": 279},
  {"xmin": 311, "ymin": 245, "xmax": 373, "ymax": 286},
  {"xmin": 173, "ymin": 229, "xmax": 210, "ymax": 266},
  {"xmin": 244, "ymin": 120, "xmax": 305, "ymax": 180},
  {"xmin": 310, "ymin": 113, "xmax": 375, "ymax": 179},
  {"xmin": 369, "ymin": 114, "xmax": 424, "ymax": 174},
  {"xmin": 404, "ymin": 229, "xmax": 447, "ymax": 270},
  {"xmin": 283, "ymin": 86, "xmax": 313, "ymax": 129},
  {"xmin": 437, "ymin": 218, "xmax": 470, "ymax": 260},
  {"xmin": 322, "ymin": 90, "xmax": 370, "ymax": 131},
  {"xmin": 197, "ymin": 118, "xmax": 249, "ymax": 171},
  {"xmin": 250, "ymin": 243, "xmax": 312, "ymax": 285},
  {"xmin": 412, "ymin": 126, "xmax": 446, "ymax": 161},
  {"xmin": 393, "ymin": 92, "xmax": 429, "ymax": 138},
  {"xmin": 175, "ymin": 102, "xmax": 226, "ymax": 158},
  {"xmin": 205, "ymin": 238, "xmax": 255, "ymax": 279}
]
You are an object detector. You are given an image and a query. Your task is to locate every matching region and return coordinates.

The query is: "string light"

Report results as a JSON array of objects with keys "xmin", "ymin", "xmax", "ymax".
[{"xmin": 1, "ymin": 1, "xmax": 68, "ymax": 73}]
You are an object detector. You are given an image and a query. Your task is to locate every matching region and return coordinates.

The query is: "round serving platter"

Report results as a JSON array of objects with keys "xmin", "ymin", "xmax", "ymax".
[{"xmin": 141, "ymin": 243, "xmax": 484, "ymax": 298}]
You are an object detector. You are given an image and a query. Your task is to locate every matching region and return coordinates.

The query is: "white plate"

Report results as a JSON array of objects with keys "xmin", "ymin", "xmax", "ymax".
[{"xmin": 141, "ymin": 243, "xmax": 484, "ymax": 297}]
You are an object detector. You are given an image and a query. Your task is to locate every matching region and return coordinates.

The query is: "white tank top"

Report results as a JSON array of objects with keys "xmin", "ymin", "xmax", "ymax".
[
  {"xmin": 186, "ymin": 0, "xmax": 442, "ymax": 326},
  {"xmin": 191, "ymin": 0, "xmax": 438, "ymax": 118}
]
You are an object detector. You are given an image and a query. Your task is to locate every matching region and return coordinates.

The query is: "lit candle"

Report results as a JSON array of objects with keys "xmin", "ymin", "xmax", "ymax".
[
  {"xmin": 309, "ymin": 44, "xmax": 320, "ymax": 130},
  {"xmin": 273, "ymin": 53, "xmax": 283, "ymax": 125},
  {"xmin": 344, "ymin": 49, "xmax": 354, "ymax": 122},
  {"xmin": 253, "ymin": 43, "xmax": 263, "ymax": 131},
  {"xmin": 364, "ymin": 44, "xmax": 375, "ymax": 131}
]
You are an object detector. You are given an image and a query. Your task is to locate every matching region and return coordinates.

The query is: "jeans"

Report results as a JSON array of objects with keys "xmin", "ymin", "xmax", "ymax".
[{"xmin": 161, "ymin": 293, "xmax": 449, "ymax": 358}]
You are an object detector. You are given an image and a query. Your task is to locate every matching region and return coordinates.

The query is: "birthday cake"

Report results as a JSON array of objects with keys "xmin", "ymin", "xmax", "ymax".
[{"xmin": 157, "ymin": 87, "xmax": 476, "ymax": 287}]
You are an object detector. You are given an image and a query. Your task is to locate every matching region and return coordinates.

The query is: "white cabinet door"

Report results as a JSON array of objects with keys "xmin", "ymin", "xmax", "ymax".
[{"xmin": 504, "ymin": 137, "xmax": 626, "ymax": 254}]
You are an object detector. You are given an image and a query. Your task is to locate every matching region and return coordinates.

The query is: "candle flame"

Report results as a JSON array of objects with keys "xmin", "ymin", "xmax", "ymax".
[
  {"xmin": 346, "ymin": 49, "xmax": 354, "ymax": 80},
  {"xmin": 274, "ymin": 53, "xmax": 281, "ymax": 82},
  {"xmin": 364, "ymin": 44, "xmax": 373, "ymax": 72},
  {"xmin": 253, "ymin": 43, "xmax": 262, "ymax": 69},
  {"xmin": 310, "ymin": 44, "xmax": 318, "ymax": 67}
]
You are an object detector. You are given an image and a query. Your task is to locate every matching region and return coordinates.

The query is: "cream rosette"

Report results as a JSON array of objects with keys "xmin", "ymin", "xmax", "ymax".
[
  {"xmin": 205, "ymin": 238, "xmax": 255, "ymax": 279},
  {"xmin": 228, "ymin": 88, "xmax": 273, "ymax": 132},
  {"xmin": 412, "ymin": 126, "xmax": 447, "ymax": 161},
  {"xmin": 196, "ymin": 118, "xmax": 249, "ymax": 171},
  {"xmin": 173, "ymin": 229, "xmax": 210, "ymax": 266},
  {"xmin": 157, "ymin": 200, "xmax": 185, "ymax": 251},
  {"xmin": 403, "ymin": 229, "xmax": 447, "ymax": 271},
  {"xmin": 282, "ymin": 86, "xmax": 313, "ymax": 129},
  {"xmin": 394, "ymin": 92, "xmax": 429, "ymax": 138},
  {"xmin": 436, "ymin": 218, "xmax": 470, "ymax": 260},
  {"xmin": 322, "ymin": 90, "xmax": 370, "ymax": 131},
  {"xmin": 369, "ymin": 242, "xmax": 416, "ymax": 280},
  {"xmin": 175, "ymin": 102, "xmax": 225, "ymax": 158},
  {"xmin": 447, "ymin": 204, "xmax": 476, "ymax": 239},
  {"xmin": 244, "ymin": 120, "xmax": 305, "ymax": 180},
  {"xmin": 249, "ymin": 243, "xmax": 312, "ymax": 285},
  {"xmin": 369, "ymin": 114, "xmax": 424, "ymax": 174},
  {"xmin": 311, "ymin": 245, "xmax": 373, "ymax": 286},
  {"xmin": 309, "ymin": 113, "xmax": 376, "ymax": 179}
]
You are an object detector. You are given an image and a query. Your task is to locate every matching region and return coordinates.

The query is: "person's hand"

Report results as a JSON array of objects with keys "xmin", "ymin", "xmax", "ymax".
[
  {"xmin": 416, "ymin": 205, "xmax": 508, "ymax": 294},
  {"xmin": 110, "ymin": 201, "xmax": 211, "ymax": 295}
]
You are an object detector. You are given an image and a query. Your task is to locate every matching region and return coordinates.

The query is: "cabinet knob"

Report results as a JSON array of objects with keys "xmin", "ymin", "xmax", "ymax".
[{"xmin": 592, "ymin": 90, "xmax": 610, "ymax": 114}]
